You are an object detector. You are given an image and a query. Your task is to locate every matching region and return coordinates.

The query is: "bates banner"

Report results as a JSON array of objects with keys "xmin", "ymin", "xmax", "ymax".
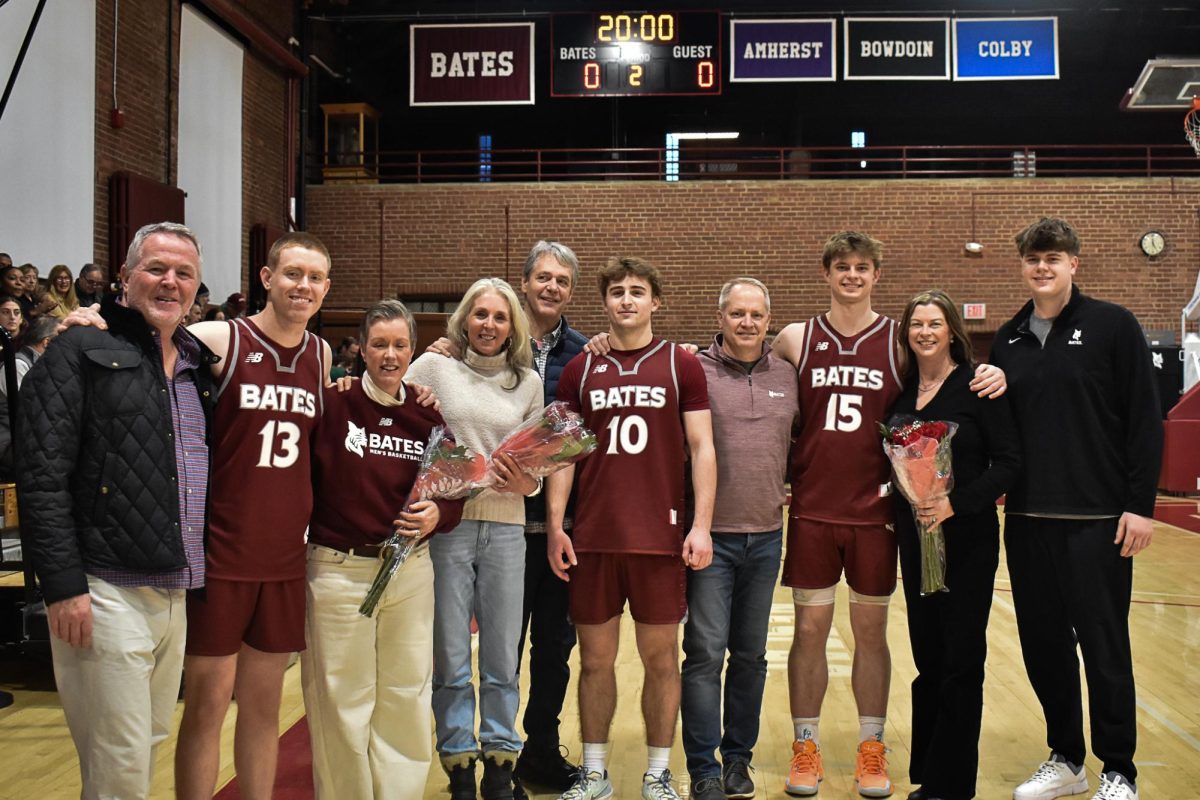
[{"xmin": 410, "ymin": 23, "xmax": 535, "ymax": 106}]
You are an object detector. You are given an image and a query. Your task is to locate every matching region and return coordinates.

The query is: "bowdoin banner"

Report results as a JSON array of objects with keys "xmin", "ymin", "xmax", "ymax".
[
  {"xmin": 410, "ymin": 22, "xmax": 535, "ymax": 106},
  {"xmin": 844, "ymin": 17, "xmax": 950, "ymax": 80}
]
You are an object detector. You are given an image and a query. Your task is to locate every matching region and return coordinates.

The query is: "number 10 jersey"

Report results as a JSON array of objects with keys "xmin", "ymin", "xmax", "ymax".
[
  {"xmin": 789, "ymin": 314, "xmax": 903, "ymax": 526},
  {"xmin": 556, "ymin": 338, "xmax": 709, "ymax": 556},
  {"xmin": 206, "ymin": 318, "xmax": 325, "ymax": 581}
]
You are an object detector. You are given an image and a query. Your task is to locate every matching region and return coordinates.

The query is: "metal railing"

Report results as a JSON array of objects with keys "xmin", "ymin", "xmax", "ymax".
[{"xmin": 308, "ymin": 143, "xmax": 1200, "ymax": 184}]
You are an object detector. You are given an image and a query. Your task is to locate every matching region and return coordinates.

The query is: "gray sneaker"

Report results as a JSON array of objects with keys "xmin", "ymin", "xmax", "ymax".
[
  {"xmin": 1091, "ymin": 773, "xmax": 1138, "ymax": 800},
  {"xmin": 722, "ymin": 759, "xmax": 755, "ymax": 799},
  {"xmin": 558, "ymin": 768, "xmax": 613, "ymax": 800},
  {"xmin": 642, "ymin": 768, "xmax": 682, "ymax": 800}
]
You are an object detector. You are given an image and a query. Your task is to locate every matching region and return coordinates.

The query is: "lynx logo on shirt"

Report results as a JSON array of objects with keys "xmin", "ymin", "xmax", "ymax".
[
  {"xmin": 344, "ymin": 419, "xmax": 425, "ymax": 461},
  {"xmin": 239, "ymin": 383, "xmax": 318, "ymax": 418},
  {"xmin": 589, "ymin": 384, "xmax": 668, "ymax": 411},
  {"xmin": 809, "ymin": 366, "xmax": 884, "ymax": 390}
]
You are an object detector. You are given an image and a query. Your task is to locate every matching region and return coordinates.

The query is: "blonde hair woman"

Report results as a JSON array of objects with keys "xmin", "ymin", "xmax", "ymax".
[
  {"xmin": 406, "ymin": 277, "xmax": 544, "ymax": 799},
  {"xmin": 44, "ymin": 264, "xmax": 80, "ymax": 319}
]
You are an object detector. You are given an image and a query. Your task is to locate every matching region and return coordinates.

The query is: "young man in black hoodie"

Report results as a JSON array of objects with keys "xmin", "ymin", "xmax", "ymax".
[{"xmin": 989, "ymin": 217, "xmax": 1162, "ymax": 800}]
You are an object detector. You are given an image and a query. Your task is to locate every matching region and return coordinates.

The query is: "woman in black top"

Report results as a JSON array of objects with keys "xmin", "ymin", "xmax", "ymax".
[{"xmin": 891, "ymin": 290, "xmax": 1021, "ymax": 800}]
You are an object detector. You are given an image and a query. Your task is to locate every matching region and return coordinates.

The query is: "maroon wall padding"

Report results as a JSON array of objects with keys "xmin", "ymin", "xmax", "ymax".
[{"xmin": 108, "ymin": 171, "xmax": 186, "ymax": 277}]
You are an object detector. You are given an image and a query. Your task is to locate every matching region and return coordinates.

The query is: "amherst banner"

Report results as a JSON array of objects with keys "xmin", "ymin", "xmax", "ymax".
[{"xmin": 410, "ymin": 23, "xmax": 535, "ymax": 106}]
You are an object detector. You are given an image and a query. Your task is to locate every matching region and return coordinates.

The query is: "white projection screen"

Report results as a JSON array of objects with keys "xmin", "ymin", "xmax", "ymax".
[
  {"xmin": 0, "ymin": 0, "xmax": 95, "ymax": 270},
  {"xmin": 178, "ymin": 4, "xmax": 244, "ymax": 301}
]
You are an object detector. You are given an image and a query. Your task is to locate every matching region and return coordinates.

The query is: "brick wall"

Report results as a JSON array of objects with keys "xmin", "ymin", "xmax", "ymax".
[
  {"xmin": 305, "ymin": 178, "xmax": 1200, "ymax": 343},
  {"xmin": 92, "ymin": 0, "xmax": 294, "ymax": 286}
]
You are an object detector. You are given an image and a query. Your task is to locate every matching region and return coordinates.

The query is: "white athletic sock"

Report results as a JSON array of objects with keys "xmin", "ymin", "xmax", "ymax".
[
  {"xmin": 646, "ymin": 746, "xmax": 671, "ymax": 779},
  {"xmin": 859, "ymin": 716, "xmax": 886, "ymax": 743},
  {"xmin": 793, "ymin": 717, "xmax": 820, "ymax": 745},
  {"xmin": 582, "ymin": 741, "xmax": 609, "ymax": 775}
]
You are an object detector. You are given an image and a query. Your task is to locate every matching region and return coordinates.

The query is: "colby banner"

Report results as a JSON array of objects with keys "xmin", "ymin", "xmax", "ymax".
[{"xmin": 410, "ymin": 23, "xmax": 535, "ymax": 106}]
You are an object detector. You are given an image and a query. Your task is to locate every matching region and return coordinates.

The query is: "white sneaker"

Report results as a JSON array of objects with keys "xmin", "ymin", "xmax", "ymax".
[
  {"xmin": 1014, "ymin": 760, "xmax": 1088, "ymax": 800},
  {"xmin": 641, "ymin": 768, "xmax": 682, "ymax": 800},
  {"xmin": 1091, "ymin": 772, "xmax": 1138, "ymax": 800},
  {"xmin": 558, "ymin": 768, "xmax": 613, "ymax": 800}
]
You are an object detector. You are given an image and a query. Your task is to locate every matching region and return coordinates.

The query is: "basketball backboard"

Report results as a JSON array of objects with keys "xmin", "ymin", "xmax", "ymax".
[{"xmin": 1121, "ymin": 58, "xmax": 1200, "ymax": 110}]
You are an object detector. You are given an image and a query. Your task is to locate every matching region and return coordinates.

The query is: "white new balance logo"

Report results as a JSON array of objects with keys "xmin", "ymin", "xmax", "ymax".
[
  {"xmin": 244, "ymin": 352, "xmax": 264, "ymax": 363},
  {"xmin": 378, "ymin": 417, "xmax": 393, "ymax": 426},
  {"xmin": 593, "ymin": 363, "xmax": 609, "ymax": 374},
  {"xmin": 815, "ymin": 341, "xmax": 830, "ymax": 351}
]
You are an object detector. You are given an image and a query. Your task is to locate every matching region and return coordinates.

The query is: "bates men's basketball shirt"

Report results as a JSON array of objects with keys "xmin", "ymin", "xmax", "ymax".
[
  {"xmin": 556, "ymin": 338, "xmax": 709, "ymax": 556},
  {"xmin": 207, "ymin": 318, "xmax": 324, "ymax": 580},
  {"xmin": 789, "ymin": 314, "xmax": 903, "ymax": 526}
]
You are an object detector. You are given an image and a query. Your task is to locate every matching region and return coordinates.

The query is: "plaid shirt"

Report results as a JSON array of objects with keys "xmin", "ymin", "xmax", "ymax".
[
  {"xmin": 91, "ymin": 328, "xmax": 208, "ymax": 590},
  {"xmin": 531, "ymin": 316, "xmax": 565, "ymax": 383}
]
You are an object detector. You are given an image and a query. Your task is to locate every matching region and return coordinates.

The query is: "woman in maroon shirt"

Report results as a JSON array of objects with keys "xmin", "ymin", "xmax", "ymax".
[{"xmin": 301, "ymin": 299, "xmax": 464, "ymax": 800}]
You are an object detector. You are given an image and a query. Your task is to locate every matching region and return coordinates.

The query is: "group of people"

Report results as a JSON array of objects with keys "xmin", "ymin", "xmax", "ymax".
[
  {"xmin": 12, "ymin": 216, "xmax": 1160, "ymax": 800},
  {"xmin": 0, "ymin": 256, "xmax": 108, "ymax": 335}
]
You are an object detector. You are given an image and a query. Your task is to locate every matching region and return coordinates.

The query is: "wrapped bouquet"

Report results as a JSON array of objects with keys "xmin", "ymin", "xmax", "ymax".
[
  {"xmin": 359, "ymin": 426, "xmax": 488, "ymax": 617},
  {"xmin": 880, "ymin": 416, "xmax": 959, "ymax": 595}
]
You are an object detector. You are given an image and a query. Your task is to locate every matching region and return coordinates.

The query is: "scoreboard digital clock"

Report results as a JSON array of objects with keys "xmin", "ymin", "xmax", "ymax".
[{"xmin": 551, "ymin": 12, "xmax": 722, "ymax": 97}]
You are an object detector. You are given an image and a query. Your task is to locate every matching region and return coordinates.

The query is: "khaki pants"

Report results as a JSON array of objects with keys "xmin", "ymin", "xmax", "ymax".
[
  {"xmin": 301, "ymin": 543, "xmax": 436, "ymax": 800},
  {"xmin": 50, "ymin": 575, "xmax": 186, "ymax": 800}
]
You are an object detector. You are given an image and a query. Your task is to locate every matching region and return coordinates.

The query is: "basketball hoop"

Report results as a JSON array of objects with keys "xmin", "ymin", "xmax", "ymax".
[{"xmin": 1186, "ymin": 98, "xmax": 1200, "ymax": 156}]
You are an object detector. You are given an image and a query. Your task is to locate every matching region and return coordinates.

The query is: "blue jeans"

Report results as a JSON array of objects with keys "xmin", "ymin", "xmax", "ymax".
[
  {"xmin": 431, "ymin": 520, "xmax": 526, "ymax": 755},
  {"xmin": 680, "ymin": 530, "xmax": 782, "ymax": 780}
]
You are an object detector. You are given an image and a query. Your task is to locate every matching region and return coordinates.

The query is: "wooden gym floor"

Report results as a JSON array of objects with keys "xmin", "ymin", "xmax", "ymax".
[{"xmin": 1, "ymin": 500, "xmax": 1198, "ymax": 799}]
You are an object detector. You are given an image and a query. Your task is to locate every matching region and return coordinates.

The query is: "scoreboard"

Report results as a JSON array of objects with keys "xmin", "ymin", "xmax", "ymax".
[{"xmin": 551, "ymin": 12, "xmax": 722, "ymax": 97}]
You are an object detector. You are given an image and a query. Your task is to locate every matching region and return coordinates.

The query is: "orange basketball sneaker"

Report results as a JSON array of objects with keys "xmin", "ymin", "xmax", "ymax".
[
  {"xmin": 785, "ymin": 737, "xmax": 823, "ymax": 796},
  {"xmin": 855, "ymin": 739, "xmax": 893, "ymax": 798}
]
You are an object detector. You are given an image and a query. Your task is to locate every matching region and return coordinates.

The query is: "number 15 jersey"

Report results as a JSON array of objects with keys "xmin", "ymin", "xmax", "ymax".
[
  {"xmin": 206, "ymin": 318, "xmax": 325, "ymax": 581},
  {"xmin": 556, "ymin": 338, "xmax": 709, "ymax": 556},
  {"xmin": 789, "ymin": 314, "xmax": 903, "ymax": 526}
]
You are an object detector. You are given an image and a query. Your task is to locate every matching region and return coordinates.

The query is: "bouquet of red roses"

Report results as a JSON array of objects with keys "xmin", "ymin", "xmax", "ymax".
[
  {"xmin": 487, "ymin": 401, "xmax": 598, "ymax": 479},
  {"xmin": 360, "ymin": 426, "xmax": 489, "ymax": 617},
  {"xmin": 880, "ymin": 416, "xmax": 959, "ymax": 595}
]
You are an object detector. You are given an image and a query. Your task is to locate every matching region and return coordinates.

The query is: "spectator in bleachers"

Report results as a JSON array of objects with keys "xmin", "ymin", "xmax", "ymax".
[
  {"xmin": 186, "ymin": 302, "xmax": 204, "ymax": 325},
  {"xmin": 44, "ymin": 265, "xmax": 81, "ymax": 319},
  {"xmin": 203, "ymin": 306, "xmax": 225, "ymax": 322},
  {"xmin": 220, "ymin": 292, "xmax": 246, "ymax": 320},
  {"xmin": 0, "ymin": 295, "xmax": 24, "ymax": 346},
  {"xmin": 0, "ymin": 253, "xmax": 12, "ymax": 269},
  {"xmin": 2, "ymin": 266, "xmax": 32, "ymax": 319},
  {"xmin": 75, "ymin": 264, "xmax": 108, "ymax": 308},
  {"xmin": 21, "ymin": 263, "xmax": 40, "ymax": 293},
  {"xmin": 0, "ymin": 316, "xmax": 58, "ymax": 398}
]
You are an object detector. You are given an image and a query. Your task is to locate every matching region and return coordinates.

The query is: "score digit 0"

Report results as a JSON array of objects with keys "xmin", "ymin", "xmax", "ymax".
[{"xmin": 697, "ymin": 60, "xmax": 714, "ymax": 88}]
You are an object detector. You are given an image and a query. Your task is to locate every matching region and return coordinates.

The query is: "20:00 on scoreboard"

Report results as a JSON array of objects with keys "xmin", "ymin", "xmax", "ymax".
[{"xmin": 551, "ymin": 12, "xmax": 722, "ymax": 97}]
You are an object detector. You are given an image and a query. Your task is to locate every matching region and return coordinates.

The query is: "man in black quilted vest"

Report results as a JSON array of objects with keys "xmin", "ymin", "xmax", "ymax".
[{"xmin": 17, "ymin": 222, "xmax": 216, "ymax": 800}]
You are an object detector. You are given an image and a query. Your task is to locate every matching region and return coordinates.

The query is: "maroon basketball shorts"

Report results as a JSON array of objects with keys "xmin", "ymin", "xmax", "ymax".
[
  {"xmin": 568, "ymin": 552, "xmax": 687, "ymax": 625},
  {"xmin": 185, "ymin": 576, "xmax": 306, "ymax": 656},
  {"xmin": 782, "ymin": 516, "xmax": 898, "ymax": 598}
]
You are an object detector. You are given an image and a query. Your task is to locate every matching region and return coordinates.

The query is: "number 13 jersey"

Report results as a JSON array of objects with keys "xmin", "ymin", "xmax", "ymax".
[
  {"xmin": 789, "ymin": 314, "xmax": 903, "ymax": 526},
  {"xmin": 556, "ymin": 338, "xmax": 709, "ymax": 556},
  {"xmin": 207, "ymin": 318, "xmax": 325, "ymax": 581}
]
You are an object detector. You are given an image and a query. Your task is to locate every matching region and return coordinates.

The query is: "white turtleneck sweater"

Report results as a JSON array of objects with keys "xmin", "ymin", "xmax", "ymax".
[{"xmin": 406, "ymin": 349, "xmax": 543, "ymax": 525}]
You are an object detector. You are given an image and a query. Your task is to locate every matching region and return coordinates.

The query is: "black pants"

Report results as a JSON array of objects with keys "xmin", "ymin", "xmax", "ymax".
[
  {"xmin": 899, "ymin": 512, "xmax": 998, "ymax": 800},
  {"xmin": 516, "ymin": 529, "xmax": 576, "ymax": 751},
  {"xmin": 1004, "ymin": 515, "xmax": 1136, "ymax": 781}
]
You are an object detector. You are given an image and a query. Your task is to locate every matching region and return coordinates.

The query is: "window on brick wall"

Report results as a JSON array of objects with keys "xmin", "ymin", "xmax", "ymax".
[{"xmin": 403, "ymin": 298, "xmax": 460, "ymax": 313}]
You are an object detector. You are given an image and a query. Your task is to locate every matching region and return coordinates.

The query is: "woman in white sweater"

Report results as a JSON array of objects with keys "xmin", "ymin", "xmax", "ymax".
[{"xmin": 405, "ymin": 278, "xmax": 543, "ymax": 800}]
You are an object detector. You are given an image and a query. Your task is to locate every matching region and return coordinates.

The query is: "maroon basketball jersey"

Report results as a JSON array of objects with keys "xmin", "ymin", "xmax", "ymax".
[
  {"xmin": 207, "ymin": 318, "xmax": 324, "ymax": 580},
  {"xmin": 556, "ymin": 338, "xmax": 709, "ymax": 556},
  {"xmin": 789, "ymin": 314, "xmax": 903, "ymax": 525}
]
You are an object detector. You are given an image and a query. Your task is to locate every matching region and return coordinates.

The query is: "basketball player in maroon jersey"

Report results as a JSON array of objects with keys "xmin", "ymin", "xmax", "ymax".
[
  {"xmin": 547, "ymin": 257, "xmax": 716, "ymax": 800},
  {"xmin": 772, "ymin": 232, "xmax": 1005, "ymax": 799},
  {"xmin": 173, "ymin": 233, "xmax": 333, "ymax": 800}
]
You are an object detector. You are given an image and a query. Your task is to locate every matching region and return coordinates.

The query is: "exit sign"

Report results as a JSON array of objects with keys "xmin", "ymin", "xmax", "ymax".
[{"xmin": 962, "ymin": 303, "xmax": 987, "ymax": 320}]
